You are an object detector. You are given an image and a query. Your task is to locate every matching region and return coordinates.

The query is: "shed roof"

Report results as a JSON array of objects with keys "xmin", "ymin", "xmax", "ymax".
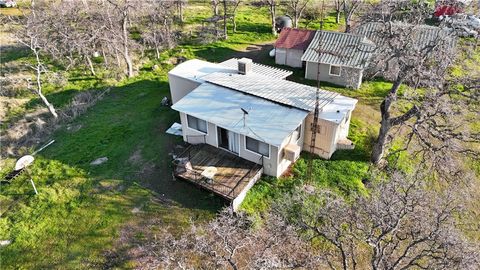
[
  {"xmin": 301, "ymin": 30, "xmax": 375, "ymax": 69},
  {"xmin": 202, "ymin": 72, "xmax": 357, "ymax": 113},
  {"xmin": 220, "ymin": 58, "xmax": 292, "ymax": 79},
  {"xmin": 171, "ymin": 83, "xmax": 308, "ymax": 147},
  {"xmin": 353, "ymin": 22, "xmax": 456, "ymax": 50},
  {"xmin": 274, "ymin": 28, "xmax": 316, "ymax": 50}
]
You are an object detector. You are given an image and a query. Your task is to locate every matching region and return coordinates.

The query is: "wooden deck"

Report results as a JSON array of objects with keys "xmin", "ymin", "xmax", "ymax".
[{"xmin": 173, "ymin": 144, "xmax": 263, "ymax": 200}]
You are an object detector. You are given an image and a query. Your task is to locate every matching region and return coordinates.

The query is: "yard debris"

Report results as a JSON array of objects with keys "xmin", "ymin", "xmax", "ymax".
[
  {"xmin": 90, "ymin": 157, "xmax": 108, "ymax": 165},
  {"xmin": 174, "ymin": 157, "xmax": 192, "ymax": 174},
  {"xmin": 165, "ymin": 122, "xmax": 182, "ymax": 136},
  {"xmin": 131, "ymin": 207, "xmax": 141, "ymax": 214},
  {"xmin": 0, "ymin": 240, "xmax": 11, "ymax": 246},
  {"xmin": 160, "ymin": 96, "xmax": 170, "ymax": 106}
]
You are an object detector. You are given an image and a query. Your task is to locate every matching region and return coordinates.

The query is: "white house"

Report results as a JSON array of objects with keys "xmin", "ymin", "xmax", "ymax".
[{"xmin": 169, "ymin": 58, "xmax": 357, "ymax": 178}]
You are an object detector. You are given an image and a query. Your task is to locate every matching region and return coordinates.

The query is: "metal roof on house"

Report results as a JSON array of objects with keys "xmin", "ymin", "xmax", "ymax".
[
  {"xmin": 274, "ymin": 28, "xmax": 316, "ymax": 50},
  {"xmin": 168, "ymin": 59, "xmax": 234, "ymax": 83},
  {"xmin": 171, "ymin": 83, "xmax": 308, "ymax": 147},
  {"xmin": 202, "ymin": 72, "xmax": 356, "ymax": 112},
  {"xmin": 301, "ymin": 30, "xmax": 376, "ymax": 69},
  {"xmin": 353, "ymin": 22, "xmax": 456, "ymax": 50},
  {"xmin": 169, "ymin": 59, "xmax": 293, "ymax": 82},
  {"xmin": 220, "ymin": 58, "xmax": 293, "ymax": 79}
]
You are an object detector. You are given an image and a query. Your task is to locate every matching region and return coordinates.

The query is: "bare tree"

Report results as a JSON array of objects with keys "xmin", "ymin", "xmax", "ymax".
[
  {"xmin": 353, "ymin": 1, "xmax": 479, "ymax": 168},
  {"xmin": 142, "ymin": 0, "xmax": 177, "ymax": 59},
  {"xmin": 334, "ymin": 0, "xmax": 342, "ymax": 24},
  {"xmin": 211, "ymin": 0, "xmax": 221, "ymax": 16},
  {"xmin": 342, "ymin": 0, "xmax": 362, "ymax": 33},
  {"xmin": 262, "ymin": 0, "xmax": 278, "ymax": 35},
  {"xmin": 101, "ymin": 0, "xmax": 137, "ymax": 78},
  {"xmin": 9, "ymin": 0, "xmax": 58, "ymax": 118},
  {"xmin": 286, "ymin": 0, "xmax": 310, "ymax": 28},
  {"xmin": 279, "ymin": 171, "xmax": 480, "ymax": 270},
  {"xmin": 174, "ymin": 0, "xmax": 187, "ymax": 23},
  {"xmin": 139, "ymin": 209, "xmax": 321, "ymax": 269},
  {"xmin": 228, "ymin": 0, "xmax": 242, "ymax": 33},
  {"xmin": 302, "ymin": 2, "xmax": 322, "ymax": 28}
]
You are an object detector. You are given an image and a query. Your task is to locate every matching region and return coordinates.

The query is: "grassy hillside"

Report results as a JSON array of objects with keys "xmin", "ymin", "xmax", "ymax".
[{"xmin": 0, "ymin": 1, "xmax": 440, "ymax": 268}]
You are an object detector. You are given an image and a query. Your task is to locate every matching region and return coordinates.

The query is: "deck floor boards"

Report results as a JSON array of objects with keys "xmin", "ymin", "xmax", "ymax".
[{"xmin": 174, "ymin": 144, "xmax": 262, "ymax": 200}]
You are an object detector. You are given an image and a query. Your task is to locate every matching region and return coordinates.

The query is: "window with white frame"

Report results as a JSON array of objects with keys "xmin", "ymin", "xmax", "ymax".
[
  {"xmin": 329, "ymin": 65, "xmax": 341, "ymax": 76},
  {"xmin": 187, "ymin": 115, "xmax": 207, "ymax": 133},
  {"xmin": 246, "ymin": 136, "xmax": 269, "ymax": 157}
]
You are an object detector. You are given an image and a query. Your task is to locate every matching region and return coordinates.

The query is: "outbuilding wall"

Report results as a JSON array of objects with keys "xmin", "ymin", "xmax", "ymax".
[
  {"xmin": 305, "ymin": 62, "xmax": 363, "ymax": 89},
  {"xmin": 275, "ymin": 48, "xmax": 304, "ymax": 68}
]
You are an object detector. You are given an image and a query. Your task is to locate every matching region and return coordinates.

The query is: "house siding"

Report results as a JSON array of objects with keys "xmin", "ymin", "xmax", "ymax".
[
  {"xmin": 179, "ymin": 112, "xmax": 281, "ymax": 177},
  {"xmin": 303, "ymin": 114, "xmax": 339, "ymax": 159},
  {"xmin": 168, "ymin": 73, "xmax": 201, "ymax": 104},
  {"xmin": 305, "ymin": 62, "xmax": 362, "ymax": 89},
  {"xmin": 276, "ymin": 119, "xmax": 305, "ymax": 177},
  {"xmin": 275, "ymin": 48, "xmax": 304, "ymax": 68}
]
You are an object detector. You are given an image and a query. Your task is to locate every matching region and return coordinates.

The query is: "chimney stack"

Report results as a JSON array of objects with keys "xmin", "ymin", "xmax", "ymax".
[{"xmin": 238, "ymin": 58, "xmax": 253, "ymax": 75}]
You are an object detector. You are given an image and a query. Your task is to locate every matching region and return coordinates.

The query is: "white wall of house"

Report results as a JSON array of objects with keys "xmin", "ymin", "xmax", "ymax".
[
  {"xmin": 168, "ymin": 74, "xmax": 201, "ymax": 104},
  {"xmin": 276, "ymin": 120, "xmax": 305, "ymax": 176},
  {"xmin": 178, "ymin": 112, "xmax": 286, "ymax": 177},
  {"xmin": 275, "ymin": 48, "xmax": 304, "ymax": 68},
  {"xmin": 303, "ymin": 114, "xmax": 340, "ymax": 159},
  {"xmin": 305, "ymin": 62, "xmax": 363, "ymax": 89}
]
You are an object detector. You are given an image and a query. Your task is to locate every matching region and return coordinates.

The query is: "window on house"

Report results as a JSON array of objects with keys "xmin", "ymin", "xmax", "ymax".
[
  {"xmin": 295, "ymin": 124, "xmax": 302, "ymax": 141},
  {"xmin": 187, "ymin": 115, "xmax": 207, "ymax": 133},
  {"xmin": 329, "ymin": 65, "xmax": 341, "ymax": 76},
  {"xmin": 246, "ymin": 136, "xmax": 269, "ymax": 157}
]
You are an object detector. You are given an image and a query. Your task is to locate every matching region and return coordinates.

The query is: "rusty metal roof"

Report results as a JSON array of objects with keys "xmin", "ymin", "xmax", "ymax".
[{"xmin": 274, "ymin": 28, "xmax": 316, "ymax": 50}]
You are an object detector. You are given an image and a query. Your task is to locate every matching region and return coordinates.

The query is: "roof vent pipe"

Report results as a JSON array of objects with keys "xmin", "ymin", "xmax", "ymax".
[{"xmin": 238, "ymin": 58, "xmax": 253, "ymax": 75}]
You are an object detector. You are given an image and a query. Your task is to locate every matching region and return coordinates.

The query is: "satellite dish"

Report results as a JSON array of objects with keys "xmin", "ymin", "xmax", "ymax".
[{"xmin": 15, "ymin": 155, "xmax": 35, "ymax": 171}]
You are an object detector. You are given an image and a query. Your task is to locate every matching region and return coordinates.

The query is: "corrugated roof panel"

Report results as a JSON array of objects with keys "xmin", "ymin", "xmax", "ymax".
[
  {"xmin": 301, "ymin": 30, "xmax": 376, "ymax": 68},
  {"xmin": 219, "ymin": 58, "xmax": 293, "ymax": 79},
  {"xmin": 202, "ymin": 72, "xmax": 341, "ymax": 112},
  {"xmin": 353, "ymin": 22, "xmax": 456, "ymax": 50}
]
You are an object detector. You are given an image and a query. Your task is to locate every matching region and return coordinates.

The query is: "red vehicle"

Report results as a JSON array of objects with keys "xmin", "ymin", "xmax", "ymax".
[{"xmin": 434, "ymin": 5, "xmax": 463, "ymax": 17}]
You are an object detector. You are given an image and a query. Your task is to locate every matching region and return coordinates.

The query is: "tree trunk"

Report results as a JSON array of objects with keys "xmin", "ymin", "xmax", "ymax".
[
  {"xmin": 179, "ymin": 2, "xmax": 184, "ymax": 23},
  {"xmin": 336, "ymin": 10, "xmax": 341, "ymax": 24},
  {"xmin": 122, "ymin": 12, "xmax": 134, "ymax": 77},
  {"xmin": 33, "ymin": 50, "xmax": 58, "ymax": 118},
  {"xmin": 371, "ymin": 119, "xmax": 390, "ymax": 164},
  {"xmin": 223, "ymin": 0, "xmax": 228, "ymax": 39},
  {"xmin": 35, "ymin": 70, "xmax": 57, "ymax": 119},
  {"xmin": 86, "ymin": 55, "xmax": 96, "ymax": 76},
  {"xmin": 270, "ymin": 4, "xmax": 276, "ymax": 35},
  {"xmin": 233, "ymin": 16, "xmax": 237, "ymax": 32},
  {"xmin": 371, "ymin": 76, "xmax": 404, "ymax": 164},
  {"xmin": 122, "ymin": 50, "xmax": 134, "ymax": 78}
]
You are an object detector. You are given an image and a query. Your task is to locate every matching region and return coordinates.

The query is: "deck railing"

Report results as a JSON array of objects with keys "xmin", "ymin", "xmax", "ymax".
[{"xmin": 227, "ymin": 155, "xmax": 264, "ymax": 198}]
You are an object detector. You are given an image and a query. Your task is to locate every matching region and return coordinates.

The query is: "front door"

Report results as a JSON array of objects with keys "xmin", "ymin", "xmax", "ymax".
[{"xmin": 217, "ymin": 127, "xmax": 239, "ymax": 154}]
